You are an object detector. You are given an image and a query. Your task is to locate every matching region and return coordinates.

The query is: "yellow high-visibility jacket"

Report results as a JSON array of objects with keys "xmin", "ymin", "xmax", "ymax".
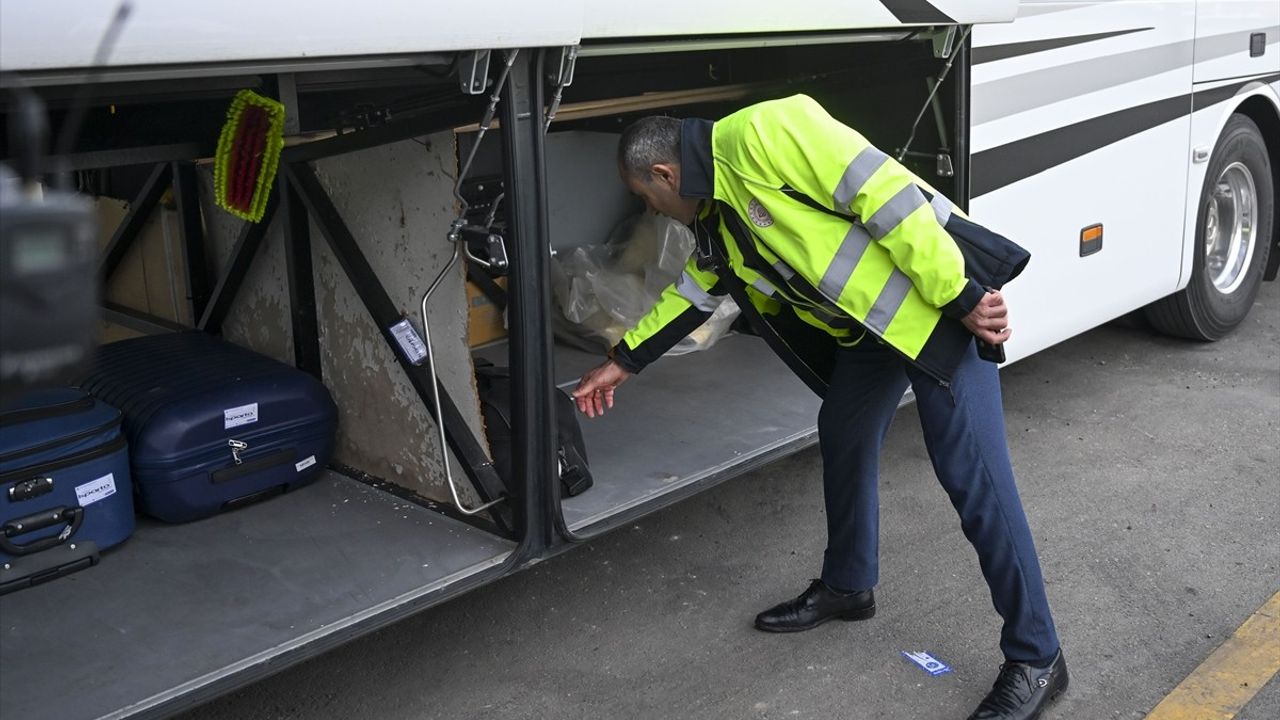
[{"xmin": 612, "ymin": 95, "xmax": 1028, "ymax": 391}]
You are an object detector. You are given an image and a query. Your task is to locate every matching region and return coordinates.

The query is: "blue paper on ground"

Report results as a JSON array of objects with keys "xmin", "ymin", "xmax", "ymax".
[{"xmin": 903, "ymin": 651, "xmax": 953, "ymax": 676}]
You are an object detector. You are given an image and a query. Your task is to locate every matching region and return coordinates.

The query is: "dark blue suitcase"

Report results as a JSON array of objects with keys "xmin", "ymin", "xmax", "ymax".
[
  {"xmin": 0, "ymin": 388, "xmax": 135, "ymax": 594},
  {"xmin": 81, "ymin": 332, "xmax": 338, "ymax": 523}
]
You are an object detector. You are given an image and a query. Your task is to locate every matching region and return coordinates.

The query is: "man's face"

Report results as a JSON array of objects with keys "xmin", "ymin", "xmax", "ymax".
[{"xmin": 622, "ymin": 162, "xmax": 699, "ymax": 225}]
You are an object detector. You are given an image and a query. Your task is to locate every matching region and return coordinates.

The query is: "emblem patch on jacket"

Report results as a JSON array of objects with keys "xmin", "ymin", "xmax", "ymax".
[{"xmin": 747, "ymin": 198, "xmax": 774, "ymax": 228}]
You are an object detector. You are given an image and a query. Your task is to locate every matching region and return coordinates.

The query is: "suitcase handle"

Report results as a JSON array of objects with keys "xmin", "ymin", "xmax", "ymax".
[
  {"xmin": 0, "ymin": 506, "xmax": 84, "ymax": 556},
  {"xmin": 211, "ymin": 447, "xmax": 295, "ymax": 484}
]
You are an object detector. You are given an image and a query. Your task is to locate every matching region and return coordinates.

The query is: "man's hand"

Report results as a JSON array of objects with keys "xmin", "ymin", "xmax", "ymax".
[
  {"xmin": 962, "ymin": 289, "xmax": 1012, "ymax": 345},
  {"xmin": 572, "ymin": 359, "xmax": 633, "ymax": 418}
]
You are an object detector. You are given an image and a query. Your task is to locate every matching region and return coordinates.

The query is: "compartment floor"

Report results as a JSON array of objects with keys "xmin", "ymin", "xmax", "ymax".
[
  {"xmin": 478, "ymin": 334, "xmax": 823, "ymax": 532},
  {"xmin": 0, "ymin": 471, "xmax": 512, "ymax": 720}
]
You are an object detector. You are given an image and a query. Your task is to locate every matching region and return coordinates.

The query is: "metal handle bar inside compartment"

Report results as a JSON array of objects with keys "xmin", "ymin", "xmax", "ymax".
[{"xmin": 420, "ymin": 242, "xmax": 504, "ymax": 515}]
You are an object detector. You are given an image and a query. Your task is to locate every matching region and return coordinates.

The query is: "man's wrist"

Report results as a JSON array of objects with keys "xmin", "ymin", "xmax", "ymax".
[
  {"xmin": 941, "ymin": 279, "xmax": 986, "ymax": 321},
  {"xmin": 608, "ymin": 345, "xmax": 645, "ymax": 375}
]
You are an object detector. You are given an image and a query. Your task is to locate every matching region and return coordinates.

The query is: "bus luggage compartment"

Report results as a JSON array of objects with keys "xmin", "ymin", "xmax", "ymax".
[{"xmin": 0, "ymin": 29, "xmax": 965, "ymax": 720}]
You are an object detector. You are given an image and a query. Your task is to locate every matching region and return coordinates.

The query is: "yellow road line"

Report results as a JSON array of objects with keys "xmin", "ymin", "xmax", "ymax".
[{"xmin": 1145, "ymin": 590, "xmax": 1280, "ymax": 720}]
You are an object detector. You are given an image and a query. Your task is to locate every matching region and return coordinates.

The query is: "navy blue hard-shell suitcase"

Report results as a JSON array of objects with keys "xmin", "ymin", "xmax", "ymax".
[
  {"xmin": 81, "ymin": 332, "xmax": 338, "ymax": 523},
  {"xmin": 0, "ymin": 388, "xmax": 135, "ymax": 594}
]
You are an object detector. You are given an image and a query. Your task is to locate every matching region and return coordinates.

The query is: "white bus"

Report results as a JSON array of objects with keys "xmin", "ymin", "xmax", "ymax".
[
  {"xmin": 972, "ymin": 1, "xmax": 1278, "ymax": 355},
  {"xmin": 0, "ymin": 2, "xmax": 1275, "ymax": 718}
]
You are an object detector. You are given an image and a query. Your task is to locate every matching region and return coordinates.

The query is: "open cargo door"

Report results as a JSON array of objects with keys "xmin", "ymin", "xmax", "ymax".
[
  {"xmin": 2, "ymin": 1, "xmax": 1017, "ymax": 79},
  {"xmin": 0, "ymin": 1, "xmax": 585, "ymax": 75},
  {"xmin": 582, "ymin": 0, "xmax": 1019, "ymax": 39}
]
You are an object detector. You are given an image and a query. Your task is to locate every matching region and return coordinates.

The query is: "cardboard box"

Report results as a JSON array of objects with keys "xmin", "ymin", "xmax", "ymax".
[{"xmin": 467, "ymin": 277, "xmax": 508, "ymax": 347}]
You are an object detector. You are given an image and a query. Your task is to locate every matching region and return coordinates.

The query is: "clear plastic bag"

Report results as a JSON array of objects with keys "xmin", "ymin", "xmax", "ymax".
[
  {"xmin": 550, "ymin": 213, "xmax": 739, "ymax": 355},
  {"xmin": 667, "ymin": 296, "xmax": 740, "ymax": 356}
]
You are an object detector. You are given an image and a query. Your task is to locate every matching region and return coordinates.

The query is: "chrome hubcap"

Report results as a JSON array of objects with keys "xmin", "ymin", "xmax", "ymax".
[{"xmin": 1203, "ymin": 161, "xmax": 1257, "ymax": 295}]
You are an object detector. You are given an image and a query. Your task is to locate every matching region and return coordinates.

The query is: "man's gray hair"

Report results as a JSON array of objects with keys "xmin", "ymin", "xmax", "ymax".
[{"xmin": 618, "ymin": 116, "xmax": 682, "ymax": 180}]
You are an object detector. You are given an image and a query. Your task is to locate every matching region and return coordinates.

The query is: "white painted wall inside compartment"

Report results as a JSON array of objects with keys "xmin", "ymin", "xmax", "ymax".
[{"xmin": 200, "ymin": 133, "xmax": 484, "ymax": 504}]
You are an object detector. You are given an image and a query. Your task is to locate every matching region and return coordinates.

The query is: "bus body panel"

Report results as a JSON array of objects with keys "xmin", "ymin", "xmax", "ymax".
[
  {"xmin": 1192, "ymin": 0, "xmax": 1279, "ymax": 84},
  {"xmin": 971, "ymin": 1, "xmax": 1197, "ymax": 361}
]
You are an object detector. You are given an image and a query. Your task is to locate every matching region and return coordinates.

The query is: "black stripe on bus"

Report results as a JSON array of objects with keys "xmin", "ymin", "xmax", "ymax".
[
  {"xmin": 1192, "ymin": 73, "xmax": 1280, "ymax": 110},
  {"xmin": 972, "ymin": 28, "xmax": 1154, "ymax": 65},
  {"xmin": 880, "ymin": 0, "xmax": 953, "ymax": 24},
  {"xmin": 971, "ymin": 72, "xmax": 1280, "ymax": 198}
]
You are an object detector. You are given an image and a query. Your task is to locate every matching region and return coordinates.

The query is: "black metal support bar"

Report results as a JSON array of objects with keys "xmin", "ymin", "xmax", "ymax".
[
  {"xmin": 283, "ymin": 161, "xmax": 515, "ymax": 536},
  {"xmin": 197, "ymin": 194, "xmax": 280, "ymax": 335},
  {"xmin": 278, "ymin": 173, "xmax": 323, "ymax": 379},
  {"xmin": 57, "ymin": 142, "xmax": 215, "ymax": 172},
  {"xmin": 102, "ymin": 302, "xmax": 191, "ymax": 335},
  {"xmin": 281, "ymin": 101, "xmax": 481, "ymax": 164},
  {"xmin": 171, "ymin": 162, "xmax": 212, "ymax": 321},
  {"xmin": 953, "ymin": 31, "xmax": 971, "ymax": 212},
  {"xmin": 466, "ymin": 264, "xmax": 508, "ymax": 311},
  {"xmin": 502, "ymin": 50, "xmax": 556, "ymax": 558},
  {"xmin": 98, "ymin": 163, "xmax": 171, "ymax": 280}
]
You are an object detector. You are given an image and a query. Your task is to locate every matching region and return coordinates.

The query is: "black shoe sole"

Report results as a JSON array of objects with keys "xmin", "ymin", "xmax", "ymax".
[
  {"xmin": 753, "ymin": 604, "xmax": 876, "ymax": 633},
  {"xmin": 1023, "ymin": 686, "xmax": 1068, "ymax": 720}
]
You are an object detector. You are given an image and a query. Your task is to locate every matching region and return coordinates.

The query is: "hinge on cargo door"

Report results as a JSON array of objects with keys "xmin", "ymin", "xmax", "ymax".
[
  {"xmin": 930, "ymin": 26, "xmax": 959, "ymax": 59},
  {"xmin": 544, "ymin": 46, "xmax": 579, "ymax": 131},
  {"xmin": 547, "ymin": 46, "xmax": 578, "ymax": 90},
  {"xmin": 459, "ymin": 50, "xmax": 492, "ymax": 95}
]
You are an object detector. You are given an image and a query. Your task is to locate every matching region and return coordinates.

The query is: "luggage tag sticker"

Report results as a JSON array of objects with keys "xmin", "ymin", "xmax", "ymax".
[
  {"xmin": 75, "ymin": 473, "xmax": 117, "ymax": 507},
  {"xmin": 902, "ymin": 651, "xmax": 952, "ymax": 677},
  {"xmin": 390, "ymin": 319, "xmax": 428, "ymax": 365},
  {"xmin": 295, "ymin": 455, "xmax": 318, "ymax": 473},
  {"xmin": 224, "ymin": 403, "xmax": 259, "ymax": 429}
]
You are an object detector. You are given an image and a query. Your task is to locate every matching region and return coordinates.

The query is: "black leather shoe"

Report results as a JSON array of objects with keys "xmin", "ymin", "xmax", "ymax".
[
  {"xmin": 967, "ymin": 650, "xmax": 1069, "ymax": 720},
  {"xmin": 753, "ymin": 579, "xmax": 875, "ymax": 633}
]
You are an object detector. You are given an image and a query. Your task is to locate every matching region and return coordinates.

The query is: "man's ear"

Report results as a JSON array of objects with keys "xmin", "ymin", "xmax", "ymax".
[{"xmin": 650, "ymin": 163, "xmax": 679, "ymax": 190}]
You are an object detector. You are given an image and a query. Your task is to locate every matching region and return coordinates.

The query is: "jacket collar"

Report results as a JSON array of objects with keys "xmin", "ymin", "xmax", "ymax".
[{"xmin": 679, "ymin": 118, "xmax": 715, "ymax": 200}]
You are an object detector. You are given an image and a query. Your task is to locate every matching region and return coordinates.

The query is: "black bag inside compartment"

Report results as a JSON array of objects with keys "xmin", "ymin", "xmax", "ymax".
[{"xmin": 474, "ymin": 360, "xmax": 593, "ymax": 498}]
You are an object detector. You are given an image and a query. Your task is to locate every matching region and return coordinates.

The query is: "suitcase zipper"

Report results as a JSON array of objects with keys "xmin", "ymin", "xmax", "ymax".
[
  {"xmin": 131, "ymin": 430, "xmax": 328, "ymax": 477},
  {"xmin": 228, "ymin": 440, "xmax": 249, "ymax": 465},
  {"xmin": 0, "ymin": 396, "xmax": 95, "ymax": 427},
  {"xmin": 211, "ymin": 447, "xmax": 297, "ymax": 484},
  {"xmin": 128, "ymin": 416, "xmax": 332, "ymax": 469},
  {"xmin": 0, "ymin": 414, "xmax": 123, "ymax": 466},
  {"xmin": 0, "ymin": 435, "xmax": 128, "ymax": 486}
]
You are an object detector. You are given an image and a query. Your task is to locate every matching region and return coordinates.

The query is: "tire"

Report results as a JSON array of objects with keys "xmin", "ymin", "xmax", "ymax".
[{"xmin": 1145, "ymin": 114, "xmax": 1274, "ymax": 341}]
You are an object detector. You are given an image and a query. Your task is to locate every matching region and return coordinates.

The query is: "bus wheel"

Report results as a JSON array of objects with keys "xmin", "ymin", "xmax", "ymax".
[{"xmin": 1145, "ymin": 114, "xmax": 1274, "ymax": 340}]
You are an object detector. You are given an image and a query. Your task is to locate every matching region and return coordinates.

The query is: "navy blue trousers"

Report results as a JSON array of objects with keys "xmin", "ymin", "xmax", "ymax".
[{"xmin": 817, "ymin": 339, "xmax": 1060, "ymax": 664}]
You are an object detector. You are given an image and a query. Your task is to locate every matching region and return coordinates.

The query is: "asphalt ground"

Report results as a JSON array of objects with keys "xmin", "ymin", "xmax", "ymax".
[{"xmin": 181, "ymin": 279, "xmax": 1279, "ymax": 720}]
